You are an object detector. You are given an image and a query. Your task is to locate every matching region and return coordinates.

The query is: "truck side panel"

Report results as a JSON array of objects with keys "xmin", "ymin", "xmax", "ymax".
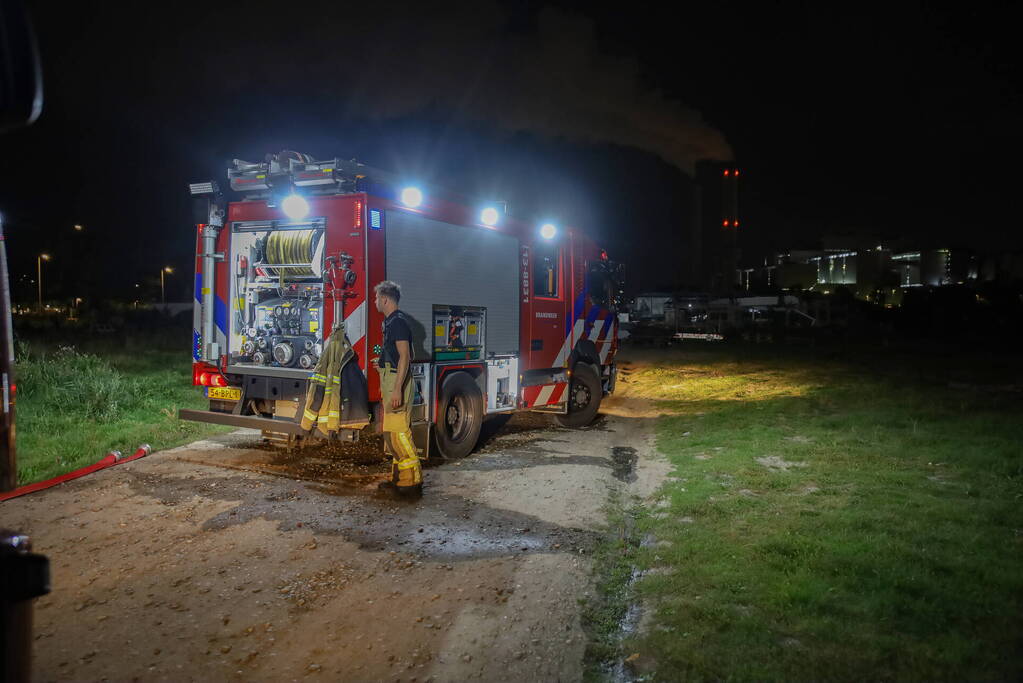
[{"xmin": 383, "ymin": 210, "xmax": 520, "ymax": 361}]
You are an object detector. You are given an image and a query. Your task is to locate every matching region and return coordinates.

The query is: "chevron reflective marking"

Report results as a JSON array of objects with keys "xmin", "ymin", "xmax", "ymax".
[
  {"xmin": 567, "ymin": 289, "xmax": 588, "ymax": 337},
  {"xmin": 523, "ymin": 382, "xmax": 569, "ymax": 407},
  {"xmin": 600, "ymin": 334, "xmax": 614, "ymax": 363},
  {"xmin": 554, "ymin": 318, "xmax": 585, "ymax": 367},
  {"xmin": 343, "ymin": 300, "xmax": 367, "ymax": 347},
  {"xmin": 597, "ymin": 315, "xmax": 615, "ymax": 363}
]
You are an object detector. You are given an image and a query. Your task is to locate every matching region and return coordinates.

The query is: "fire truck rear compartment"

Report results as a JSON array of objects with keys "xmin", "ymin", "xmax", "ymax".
[{"xmin": 229, "ymin": 221, "xmax": 327, "ymax": 370}]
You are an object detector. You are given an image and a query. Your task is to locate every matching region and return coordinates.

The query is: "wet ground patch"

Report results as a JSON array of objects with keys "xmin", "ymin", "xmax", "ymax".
[
  {"xmin": 610, "ymin": 447, "xmax": 638, "ymax": 483},
  {"xmin": 454, "ymin": 449, "xmax": 611, "ymax": 473},
  {"xmin": 123, "ymin": 468, "xmax": 597, "ymax": 562},
  {"xmin": 176, "ymin": 440, "xmax": 390, "ymax": 495},
  {"xmin": 580, "ymin": 491, "xmax": 647, "ymax": 682}
]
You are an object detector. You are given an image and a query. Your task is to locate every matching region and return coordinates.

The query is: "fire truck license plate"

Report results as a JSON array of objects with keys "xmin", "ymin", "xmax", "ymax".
[{"xmin": 207, "ymin": 387, "xmax": 241, "ymax": 401}]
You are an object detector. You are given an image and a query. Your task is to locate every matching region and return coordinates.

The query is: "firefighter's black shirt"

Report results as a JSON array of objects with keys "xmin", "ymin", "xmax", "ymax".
[{"xmin": 382, "ymin": 310, "xmax": 412, "ymax": 369}]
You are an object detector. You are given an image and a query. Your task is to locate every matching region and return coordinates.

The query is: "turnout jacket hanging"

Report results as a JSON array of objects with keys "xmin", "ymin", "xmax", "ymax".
[{"xmin": 300, "ymin": 325, "xmax": 370, "ymax": 436}]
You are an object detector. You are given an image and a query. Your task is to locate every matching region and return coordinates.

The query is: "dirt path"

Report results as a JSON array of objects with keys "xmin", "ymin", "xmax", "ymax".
[{"xmin": 2, "ymin": 358, "xmax": 667, "ymax": 682}]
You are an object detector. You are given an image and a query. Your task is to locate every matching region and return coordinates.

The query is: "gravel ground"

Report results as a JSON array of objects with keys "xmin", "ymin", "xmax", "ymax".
[{"xmin": 2, "ymin": 357, "xmax": 667, "ymax": 682}]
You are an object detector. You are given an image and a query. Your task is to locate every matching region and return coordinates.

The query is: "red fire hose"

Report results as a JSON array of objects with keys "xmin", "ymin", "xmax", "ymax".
[{"xmin": 0, "ymin": 444, "xmax": 152, "ymax": 503}]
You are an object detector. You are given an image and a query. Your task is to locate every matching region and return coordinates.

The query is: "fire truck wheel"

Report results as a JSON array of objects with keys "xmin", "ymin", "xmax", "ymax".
[
  {"xmin": 556, "ymin": 363, "xmax": 602, "ymax": 428},
  {"xmin": 431, "ymin": 372, "xmax": 484, "ymax": 460}
]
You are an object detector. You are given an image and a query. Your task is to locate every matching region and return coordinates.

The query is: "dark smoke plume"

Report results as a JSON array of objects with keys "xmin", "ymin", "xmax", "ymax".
[
  {"xmin": 322, "ymin": 4, "xmax": 735, "ymax": 174},
  {"xmin": 51, "ymin": 2, "xmax": 732, "ymax": 175}
]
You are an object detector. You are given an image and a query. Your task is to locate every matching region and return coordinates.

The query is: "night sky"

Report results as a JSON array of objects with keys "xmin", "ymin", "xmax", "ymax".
[{"xmin": 2, "ymin": 1, "xmax": 1020, "ymax": 302}]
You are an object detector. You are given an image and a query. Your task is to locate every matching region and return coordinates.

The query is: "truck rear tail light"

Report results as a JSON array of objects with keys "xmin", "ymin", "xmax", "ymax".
[{"xmin": 192, "ymin": 363, "xmax": 228, "ymax": 387}]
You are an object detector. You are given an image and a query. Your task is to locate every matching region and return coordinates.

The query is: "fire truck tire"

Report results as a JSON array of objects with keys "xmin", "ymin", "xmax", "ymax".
[
  {"xmin": 431, "ymin": 372, "xmax": 484, "ymax": 460},
  {"xmin": 556, "ymin": 363, "xmax": 602, "ymax": 428}
]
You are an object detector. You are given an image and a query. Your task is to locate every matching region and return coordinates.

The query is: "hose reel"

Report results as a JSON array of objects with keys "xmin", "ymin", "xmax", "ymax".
[{"xmin": 261, "ymin": 229, "xmax": 324, "ymax": 278}]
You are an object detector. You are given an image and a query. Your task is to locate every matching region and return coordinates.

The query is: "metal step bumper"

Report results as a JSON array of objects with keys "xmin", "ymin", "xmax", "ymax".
[{"xmin": 178, "ymin": 409, "xmax": 307, "ymax": 435}]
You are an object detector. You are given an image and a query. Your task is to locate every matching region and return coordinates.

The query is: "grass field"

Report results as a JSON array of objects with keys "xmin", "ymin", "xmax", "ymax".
[
  {"xmin": 14, "ymin": 339, "xmax": 230, "ymax": 485},
  {"xmin": 605, "ymin": 345, "xmax": 1023, "ymax": 681}
]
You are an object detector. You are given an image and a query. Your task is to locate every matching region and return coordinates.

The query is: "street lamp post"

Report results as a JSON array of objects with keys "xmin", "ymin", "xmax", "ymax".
[
  {"xmin": 161, "ymin": 266, "xmax": 173, "ymax": 304},
  {"xmin": 37, "ymin": 253, "xmax": 50, "ymax": 311}
]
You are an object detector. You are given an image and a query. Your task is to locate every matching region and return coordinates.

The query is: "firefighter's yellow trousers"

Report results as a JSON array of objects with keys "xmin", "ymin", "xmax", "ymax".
[{"xmin": 377, "ymin": 365, "xmax": 422, "ymax": 488}]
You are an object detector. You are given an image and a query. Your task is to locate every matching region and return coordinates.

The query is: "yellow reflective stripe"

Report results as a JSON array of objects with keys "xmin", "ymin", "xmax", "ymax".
[
  {"xmin": 396, "ymin": 458, "xmax": 419, "ymax": 470},
  {"xmin": 311, "ymin": 373, "xmax": 326, "ymax": 382},
  {"xmin": 395, "ymin": 432, "xmax": 418, "ymax": 460},
  {"xmin": 303, "ymin": 409, "xmax": 317, "ymax": 421},
  {"xmin": 323, "ymin": 387, "xmax": 333, "ymax": 395},
  {"xmin": 317, "ymin": 416, "xmax": 328, "ymax": 423},
  {"xmin": 328, "ymin": 411, "xmax": 340, "ymax": 417}
]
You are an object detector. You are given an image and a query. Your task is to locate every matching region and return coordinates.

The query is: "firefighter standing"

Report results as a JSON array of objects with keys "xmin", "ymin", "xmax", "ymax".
[{"xmin": 373, "ymin": 280, "xmax": 423, "ymax": 497}]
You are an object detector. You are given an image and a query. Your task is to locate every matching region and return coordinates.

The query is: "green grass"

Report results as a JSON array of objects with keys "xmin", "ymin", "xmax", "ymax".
[
  {"xmin": 617, "ymin": 346, "xmax": 1023, "ymax": 681},
  {"xmin": 14, "ymin": 343, "xmax": 230, "ymax": 485}
]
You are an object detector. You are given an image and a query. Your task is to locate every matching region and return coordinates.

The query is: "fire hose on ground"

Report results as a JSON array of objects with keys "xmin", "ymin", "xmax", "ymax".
[{"xmin": 0, "ymin": 445, "xmax": 152, "ymax": 503}]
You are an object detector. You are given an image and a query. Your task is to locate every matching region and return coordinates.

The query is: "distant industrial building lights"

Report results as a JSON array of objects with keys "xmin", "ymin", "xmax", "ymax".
[
  {"xmin": 540, "ymin": 223, "xmax": 557, "ymax": 239},
  {"xmin": 400, "ymin": 187, "xmax": 424, "ymax": 208},
  {"xmin": 480, "ymin": 207, "xmax": 500, "ymax": 227},
  {"xmin": 281, "ymin": 194, "xmax": 310, "ymax": 220}
]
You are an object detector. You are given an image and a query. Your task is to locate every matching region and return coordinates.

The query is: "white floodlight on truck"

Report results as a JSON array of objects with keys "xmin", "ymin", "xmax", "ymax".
[
  {"xmin": 281, "ymin": 194, "xmax": 310, "ymax": 220},
  {"xmin": 540, "ymin": 223, "xmax": 557, "ymax": 239},
  {"xmin": 400, "ymin": 187, "xmax": 423, "ymax": 208},
  {"xmin": 480, "ymin": 206, "xmax": 499, "ymax": 227}
]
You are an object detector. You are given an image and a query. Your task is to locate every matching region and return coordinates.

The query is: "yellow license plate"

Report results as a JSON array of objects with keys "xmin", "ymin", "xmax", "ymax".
[{"xmin": 207, "ymin": 386, "xmax": 241, "ymax": 401}]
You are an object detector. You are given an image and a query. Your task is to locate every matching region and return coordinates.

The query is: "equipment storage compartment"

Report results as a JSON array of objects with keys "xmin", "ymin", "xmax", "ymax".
[
  {"xmin": 384, "ymin": 210, "xmax": 520, "ymax": 360},
  {"xmin": 486, "ymin": 356, "xmax": 518, "ymax": 413},
  {"xmin": 229, "ymin": 219, "xmax": 326, "ymax": 371},
  {"xmin": 432, "ymin": 305, "xmax": 485, "ymax": 361}
]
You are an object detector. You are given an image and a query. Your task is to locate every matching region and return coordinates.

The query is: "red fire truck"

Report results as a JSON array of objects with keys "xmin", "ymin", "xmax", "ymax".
[{"xmin": 180, "ymin": 151, "xmax": 622, "ymax": 459}]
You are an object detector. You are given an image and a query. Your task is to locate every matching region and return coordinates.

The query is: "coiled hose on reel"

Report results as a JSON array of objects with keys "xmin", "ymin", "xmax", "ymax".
[{"xmin": 262, "ymin": 229, "xmax": 322, "ymax": 278}]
